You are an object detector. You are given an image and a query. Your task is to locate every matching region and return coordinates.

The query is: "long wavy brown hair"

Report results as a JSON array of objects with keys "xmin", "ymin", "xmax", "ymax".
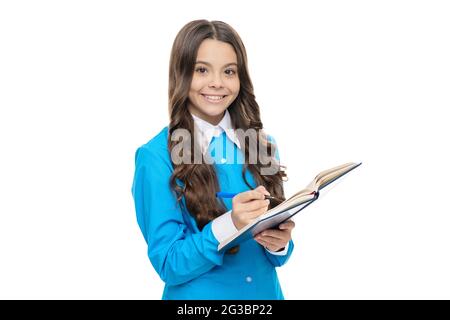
[{"xmin": 167, "ymin": 20, "xmax": 287, "ymax": 249}]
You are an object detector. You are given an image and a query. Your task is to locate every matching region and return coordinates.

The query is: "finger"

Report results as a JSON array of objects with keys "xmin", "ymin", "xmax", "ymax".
[
  {"xmin": 255, "ymin": 185, "xmax": 270, "ymax": 196},
  {"xmin": 255, "ymin": 237, "xmax": 270, "ymax": 247},
  {"xmin": 261, "ymin": 229, "xmax": 288, "ymax": 240},
  {"xmin": 255, "ymin": 238, "xmax": 279, "ymax": 252},
  {"xmin": 246, "ymin": 203, "xmax": 271, "ymax": 219},
  {"xmin": 254, "ymin": 231, "xmax": 264, "ymax": 238},
  {"xmin": 236, "ymin": 189, "xmax": 266, "ymax": 203},
  {"xmin": 243, "ymin": 199, "xmax": 270, "ymax": 212},
  {"xmin": 279, "ymin": 220, "xmax": 295, "ymax": 230},
  {"xmin": 256, "ymin": 235, "xmax": 286, "ymax": 248}
]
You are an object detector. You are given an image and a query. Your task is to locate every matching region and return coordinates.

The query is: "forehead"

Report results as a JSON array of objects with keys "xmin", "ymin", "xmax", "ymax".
[{"xmin": 196, "ymin": 39, "xmax": 237, "ymax": 64}]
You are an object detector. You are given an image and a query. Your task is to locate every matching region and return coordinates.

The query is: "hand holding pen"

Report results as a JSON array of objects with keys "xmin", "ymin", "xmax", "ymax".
[
  {"xmin": 216, "ymin": 191, "xmax": 279, "ymax": 201},
  {"xmin": 216, "ymin": 186, "xmax": 272, "ymax": 230}
]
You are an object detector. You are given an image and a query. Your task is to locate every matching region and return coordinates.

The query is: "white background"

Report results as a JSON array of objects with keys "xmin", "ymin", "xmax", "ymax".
[{"xmin": 1, "ymin": 0, "xmax": 449, "ymax": 299}]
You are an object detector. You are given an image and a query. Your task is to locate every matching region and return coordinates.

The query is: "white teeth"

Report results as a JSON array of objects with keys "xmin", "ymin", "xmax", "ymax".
[{"xmin": 203, "ymin": 95, "xmax": 225, "ymax": 101}]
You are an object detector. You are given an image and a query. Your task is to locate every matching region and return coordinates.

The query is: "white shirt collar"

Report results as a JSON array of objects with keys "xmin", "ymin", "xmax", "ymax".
[{"xmin": 191, "ymin": 109, "xmax": 241, "ymax": 154}]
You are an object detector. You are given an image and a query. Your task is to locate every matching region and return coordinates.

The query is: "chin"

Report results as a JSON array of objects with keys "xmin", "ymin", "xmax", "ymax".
[
  {"xmin": 197, "ymin": 102, "xmax": 228, "ymax": 115},
  {"xmin": 205, "ymin": 108, "xmax": 227, "ymax": 115}
]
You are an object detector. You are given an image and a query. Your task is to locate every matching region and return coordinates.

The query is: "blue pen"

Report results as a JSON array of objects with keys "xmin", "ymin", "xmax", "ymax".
[
  {"xmin": 216, "ymin": 191, "xmax": 277, "ymax": 200},
  {"xmin": 215, "ymin": 192, "xmax": 238, "ymax": 198}
]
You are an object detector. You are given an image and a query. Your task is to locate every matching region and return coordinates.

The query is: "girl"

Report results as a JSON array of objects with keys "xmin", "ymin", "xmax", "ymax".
[{"xmin": 132, "ymin": 19, "xmax": 295, "ymax": 300}]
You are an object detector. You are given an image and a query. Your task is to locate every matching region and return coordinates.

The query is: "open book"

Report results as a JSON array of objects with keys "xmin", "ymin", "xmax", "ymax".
[{"xmin": 218, "ymin": 162, "xmax": 362, "ymax": 252}]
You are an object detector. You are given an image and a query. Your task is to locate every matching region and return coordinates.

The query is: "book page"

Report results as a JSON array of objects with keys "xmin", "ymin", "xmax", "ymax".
[
  {"xmin": 316, "ymin": 163, "xmax": 357, "ymax": 189},
  {"xmin": 261, "ymin": 193, "xmax": 316, "ymax": 218},
  {"xmin": 282, "ymin": 163, "xmax": 355, "ymax": 200},
  {"xmin": 268, "ymin": 162, "xmax": 357, "ymax": 215}
]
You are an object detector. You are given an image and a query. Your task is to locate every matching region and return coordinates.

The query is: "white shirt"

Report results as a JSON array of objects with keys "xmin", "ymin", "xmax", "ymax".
[
  {"xmin": 191, "ymin": 109, "xmax": 241, "ymax": 155},
  {"xmin": 191, "ymin": 110, "xmax": 289, "ymax": 255}
]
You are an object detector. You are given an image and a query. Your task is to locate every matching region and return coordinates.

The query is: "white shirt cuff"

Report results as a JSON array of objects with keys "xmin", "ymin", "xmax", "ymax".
[
  {"xmin": 266, "ymin": 242, "xmax": 289, "ymax": 255},
  {"xmin": 211, "ymin": 210, "xmax": 238, "ymax": 243}
]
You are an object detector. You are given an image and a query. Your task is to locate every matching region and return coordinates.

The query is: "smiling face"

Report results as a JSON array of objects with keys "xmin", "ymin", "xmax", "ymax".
[{"xmin": 187, "ymin": 39, "xmax": 240, "ymax": 125}]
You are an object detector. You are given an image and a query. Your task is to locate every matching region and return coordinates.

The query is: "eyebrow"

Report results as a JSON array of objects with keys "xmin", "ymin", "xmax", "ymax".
[{"xmin": 195, "ymin": 60, "xmax": 238, "ymax": 68}]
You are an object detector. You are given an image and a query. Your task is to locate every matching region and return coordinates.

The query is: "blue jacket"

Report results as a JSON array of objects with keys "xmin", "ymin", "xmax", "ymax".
[{"xmin": 131, "ymin": 126, "xmax": 294, "ymax": 299}]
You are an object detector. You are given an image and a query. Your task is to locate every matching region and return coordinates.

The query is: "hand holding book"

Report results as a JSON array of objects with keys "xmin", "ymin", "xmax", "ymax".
[{"xmin": 254, "ymin": 219, "xmax": 295, "ymax": 252}]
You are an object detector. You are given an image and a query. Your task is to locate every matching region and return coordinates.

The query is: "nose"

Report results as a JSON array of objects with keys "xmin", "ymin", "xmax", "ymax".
[{"xmin": 208, "ymin": 72, "xmax": 224, "ymax": 88}]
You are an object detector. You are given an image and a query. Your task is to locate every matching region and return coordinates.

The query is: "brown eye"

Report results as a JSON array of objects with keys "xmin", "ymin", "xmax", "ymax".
[
  {"xmin": 225, "ymin": 69, "xmax": 236, "ymax": 76},
  {"xmin": 195, "ymin": 67, "xmax": 207, "ymax": 74}
]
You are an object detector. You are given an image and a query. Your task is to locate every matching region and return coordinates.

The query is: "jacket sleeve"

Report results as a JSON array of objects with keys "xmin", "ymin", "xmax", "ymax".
[
  {"xmin": 264, "ymin": 239, "xmax": 295, "ymax": 267},
  {"xmin": 131, "ymin": 146, "xmax": 226, "ymax": 286},
  {"xmin": 263, "ymin": 134, "xmax": 295, "ymax": 267}
]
